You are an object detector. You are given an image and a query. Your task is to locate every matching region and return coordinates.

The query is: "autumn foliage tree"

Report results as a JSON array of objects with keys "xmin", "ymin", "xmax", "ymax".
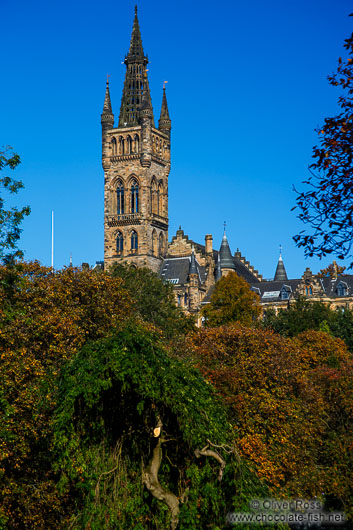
[
  {"xmin": 0, "ymin": 262, "xmax": 132, "ymax": 528},
  {"xmin": 294, "ymin": 26, "xmax": 353, "ymax": 266},
  {"xmin": 189, "ymin": 324, "xmax": 353, "ymax": 518},
  {"xmin": 202, "ymin": 272, "xmax": 261, "ymax": 327}
]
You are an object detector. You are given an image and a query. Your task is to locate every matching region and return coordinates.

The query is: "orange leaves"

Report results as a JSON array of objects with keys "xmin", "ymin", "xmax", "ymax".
[{"xmin": 189, "ymin": 324, "xmax": 353, "ymax": 509}]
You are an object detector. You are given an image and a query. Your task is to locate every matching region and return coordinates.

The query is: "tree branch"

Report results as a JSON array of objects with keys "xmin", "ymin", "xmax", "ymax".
[
  {"xmin": 194, "ymin": 443, "xmax": 226, "ymax": 481},
  {"xmin": 142, "ymin": 425, "xmax": 180, "ymax": 530}
]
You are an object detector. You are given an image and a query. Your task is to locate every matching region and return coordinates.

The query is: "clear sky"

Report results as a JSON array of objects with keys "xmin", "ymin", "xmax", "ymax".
[{"xmin": 1, "ymin": 0, "xmax": 352, "ymax": 279}]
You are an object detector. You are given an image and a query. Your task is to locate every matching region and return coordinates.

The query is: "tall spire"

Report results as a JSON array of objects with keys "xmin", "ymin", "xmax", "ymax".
[
  {"xmin": 158, "ymin": 85, "xmax": 171, "ymax": 136},
  {"xmin": 118, "ymin": 6, "xmax": 155, "ymax": 127},
  {"xmin": 274, "ymin": 246, "xmax": 288, "ymax": 281}
]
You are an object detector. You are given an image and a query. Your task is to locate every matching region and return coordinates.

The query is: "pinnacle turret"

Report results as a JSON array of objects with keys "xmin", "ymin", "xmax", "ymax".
[
  {"xmin": 274, "ymin": 248, "xmax": 288, "ymax": 281},
  {"xmin": 118, "ymin": 6, "xmax": 155, "ymax": 127},
  {"xmin": 103, "ymin": 79, "xmax": 112, "ymax": 113},
  {"xmin": 101, "ymin": 78, "xmax": 114, "ymax": 128},
  {"xmin": 158, "ymin": 86, "xmax": 171, "ymax": 135}
]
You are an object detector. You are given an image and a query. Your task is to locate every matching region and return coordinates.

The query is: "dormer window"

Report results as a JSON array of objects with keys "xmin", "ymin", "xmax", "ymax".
[
  {"xmin": 337, "ymin": 282, "xmax": 348, "ymax": 297},
  {"xmin": 280, "ymin": 285, "xmax": 291, "ymax": 300}
]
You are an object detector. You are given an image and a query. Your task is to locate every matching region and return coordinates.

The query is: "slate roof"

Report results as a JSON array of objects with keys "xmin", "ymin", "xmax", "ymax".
[
  {"xmin": 160, "ymin": 256, "xmax": 206, "ymax": 286},
  {"xmin": 319, "ymin": 275, "xmax": 353, "ymax": 298},
  {"xmin": 251, "ymin": 279, "xmax": 301, "ymax": 303},
  {"xmin": 233, "ymin": 256, "xmax": 260, "ymax": 283}
]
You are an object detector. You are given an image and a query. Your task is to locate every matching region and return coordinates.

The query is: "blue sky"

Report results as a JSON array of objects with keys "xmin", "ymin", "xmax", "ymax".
[{"xmin": 1, "ymin": 0, "xmax": 352, "ymax": 278}]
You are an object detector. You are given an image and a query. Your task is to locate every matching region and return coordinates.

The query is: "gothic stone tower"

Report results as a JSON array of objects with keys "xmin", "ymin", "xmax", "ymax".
[{"xmin": 101, "ymin": 7, "xmax": 171, "ymax": 272}]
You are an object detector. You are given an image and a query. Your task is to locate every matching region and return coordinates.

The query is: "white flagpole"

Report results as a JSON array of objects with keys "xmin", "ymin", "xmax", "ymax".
[{"xmin": 51, "ymin": 211, "xmax": 54, "ymax": 269}]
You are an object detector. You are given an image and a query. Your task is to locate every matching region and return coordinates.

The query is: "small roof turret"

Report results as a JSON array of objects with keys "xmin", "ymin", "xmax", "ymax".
[
  {"xmin": 189, "ymin": 246, "xmax": 198, "ymax": 276},
  {"xmin": 274, "ymin": 247, "xmax": 288, "ymax": 281},
  {"xmin": 219, "ymin": 228, "xmax": 235, "ymax": 271}
]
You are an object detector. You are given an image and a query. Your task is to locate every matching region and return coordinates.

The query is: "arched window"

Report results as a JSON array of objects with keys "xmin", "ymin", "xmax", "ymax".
[
  {"xmin": 184, "ymin": 293, "xmax": 188, "ymax": 306},
  {"xmin": 151, "ymin": 179, "xmax": 157, "ymax": 214},
  {"xmin": 134, "ymin": 134, "xmax": 139, "ymax": 153},
  {"xmin": 119, "ymin": 136, "xmax": 125, "ymax": 155},
  {"xmin": 116, "ymin": 180, "xmax": 124, "ymax": 215},
  {"xmin": 111, "ymin": 137, "xmax": 117, "ymax": 155},
  {"xmin": 159, "ymin": 232, "xmax": 164, "ymax": 256},
  {"xmin": 126, "ymin": 135, "xmax": 132, "ymax": 154},
  {"xmin": 158, "ymin": 182, "xmax": 163, "ymax": 215},
  {"xmin": 337, "ymin": 282, "xmax": 348, "ymax": 297},
  {"xmin": 131, "ymin": 179, "xmax": 139, "ymax": 213},
  {"xmin": 116, "ymin": 232, "xmax": 124, "ymax": 253},
  {"xmin": 152, "ymin": 230, "xmax": 157, "ymax": 256},
  {"xmin": 131, "ymin": 230, "xmax": 138, "ymax": 251}
]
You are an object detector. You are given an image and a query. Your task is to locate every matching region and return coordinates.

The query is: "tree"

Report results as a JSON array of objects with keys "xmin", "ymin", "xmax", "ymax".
[
  {"xmin": 0, "ymin": 147, "xmax": 30, "ymax": 263},
  {"xmin": 262, "ymin": 296, "xmax": 333, "ymax": 337},
  {"xmin": 262, "ymin": 296, "xmax": 353, "ymax": 353},
  {"xmin": 293, "ymin": 27, "xmax": 353, "ymax": 266},
  {"xmin": 54, "ymin": 323, "xmax": 269, "ymax": 530},
  {"xmin": 317, "ymin": 261, "xmax": 346, "ymax": 278},
  {"xmin": 0, "ymin": 263, "xmax": 132, "ymax": 529},
  {"xmin": 189, "ymin": 324, "xmax": 353, "ymax": 518},
  {"xmin": 202, "ymin": 272, "xmax": 261, "ymax": 327},
  {"xmin": 110, "ymin": 263, "xmax": 195, "ymax": 338}
]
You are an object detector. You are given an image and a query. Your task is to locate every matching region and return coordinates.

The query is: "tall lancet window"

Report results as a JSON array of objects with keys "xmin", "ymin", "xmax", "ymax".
[
  {"xmin": 158, "ymin": 182, "xmax": 163, "ymax": 215},
  {"xmin": 131, "ymin": 230, "xmax": 138, "ymax": 251},
  {"xmin": 116, "ymin": 181, "xmax": 124, "ymax": 215},
  {"xmin": 131, "ymin": 179, "xmax": 139, "ymax": 213},
  {"xmin": 116, "ymin": 232, "xmax": 124, "ymax": 253},
  {"xmin": 111, "ymin": 137, "xmax": 117, "ymax": 155}
]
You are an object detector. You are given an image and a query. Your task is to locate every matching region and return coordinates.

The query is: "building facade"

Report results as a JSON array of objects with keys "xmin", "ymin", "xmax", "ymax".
[
  {"xmin": 102, "ymin": 7, "xmax": 171, "ymax": 274},
  {"xmin": 101, "ymin": 8, "xmax": 353, "ymax": 320}
]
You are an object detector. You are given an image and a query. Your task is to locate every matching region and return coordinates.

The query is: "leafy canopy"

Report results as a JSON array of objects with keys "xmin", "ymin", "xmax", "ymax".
[
  {"xmin": 262, "ymin": 295, "xmax": 353, "ymax": 353},
  {"xmin": 189, "ymin": 324, "xmax": 353, "ymax": 516},
  {"xmin": 293, "ymin": 26, "xmax": 353, "ymax": 266},
  {"xmin": 54, "ymin": 323, "xmax": 268, "ymax": 530},
  {"xmin": 110, "ymin": 262, "xmax": 195, "ymax": 338},
  {"xmin": 0, "ymin": 147, "xmax": 30, "ymax": 264},
  {"xmin": 202, "ymin": 272, "xmax": 261, "ymax": 327}
]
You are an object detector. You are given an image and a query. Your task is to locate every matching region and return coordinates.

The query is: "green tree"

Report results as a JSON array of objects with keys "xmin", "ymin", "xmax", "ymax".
[
  {"xmin": 0, "ymin": 147, "xmax": 30, "ymax": 264},
  {"xmin": 110, "ymin": 263, "xmax": 195, "ymax": 338},
  {"xmin": 293, "ymin": 27, "xmax": 353, "ymax": 266},
  {"xmin": 262, "ymin": 296, "xmax": 333, "ymax": 337},
  {"xmin": 262, "ymin": 297, "xmax": 334, "ymax": 337},
  {"xmin": 202, "ymin": 272, "xmax": 261, "ymax": 327},
  {"xmin": 54, "ymin": 322, "xmax": 269, "ymax": 530},
  {"xmin": 262, "ymin": 296, "xmax": 353, "ymax": 354}
]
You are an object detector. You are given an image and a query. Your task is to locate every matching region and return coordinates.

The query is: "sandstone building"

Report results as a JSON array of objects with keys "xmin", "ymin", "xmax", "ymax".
[{"xmin": 101, "ymin": 8, "xmax": 353, "ymax": 320}]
